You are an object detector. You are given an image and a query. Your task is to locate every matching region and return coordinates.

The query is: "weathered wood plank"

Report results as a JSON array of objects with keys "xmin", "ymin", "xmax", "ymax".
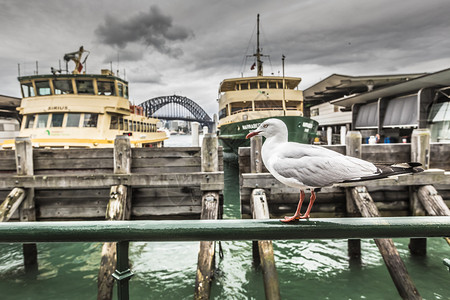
[
  {"xmin": 430, "ymin": 143, "xmax": 450, "ymax": 170},
  {"xmin": 0, "ymin": 172, "xmax": 224, "ymax": 189}
]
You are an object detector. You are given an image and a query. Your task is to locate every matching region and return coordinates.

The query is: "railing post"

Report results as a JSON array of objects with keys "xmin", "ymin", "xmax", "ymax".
[
  {"xmin": 15, "ymin": 137, "xmax": 37, "ymax": 273},
  {"xmin": 112, "ymin": 241, "xmax": 133, "ymax": 300}
]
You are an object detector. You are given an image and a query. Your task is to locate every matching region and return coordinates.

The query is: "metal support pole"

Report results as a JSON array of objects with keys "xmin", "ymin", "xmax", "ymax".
[{"xmin": 112, "ymin": 241, "xmax": 133, "ymax": 300}]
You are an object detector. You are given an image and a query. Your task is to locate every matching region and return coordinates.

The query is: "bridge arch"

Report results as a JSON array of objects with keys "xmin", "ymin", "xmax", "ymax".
[{"xmin": 139, "ymin": 95, "xmax": 214, "ymax": 129}]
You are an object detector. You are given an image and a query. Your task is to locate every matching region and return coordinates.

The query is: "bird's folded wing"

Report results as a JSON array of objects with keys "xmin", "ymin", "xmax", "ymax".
[{"xmin": 271, "ymin": 154, "xmax": 377, "ymax": 187}]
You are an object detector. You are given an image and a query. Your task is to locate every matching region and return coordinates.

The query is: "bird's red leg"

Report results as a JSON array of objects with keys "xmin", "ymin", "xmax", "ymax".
[
  {"xmin": 298, "ymin": 190, "xmax": 316, "ymax": 219},
  {"xmin": 281, "ymin": 190, "xmax": 305, "ymax": 222}
]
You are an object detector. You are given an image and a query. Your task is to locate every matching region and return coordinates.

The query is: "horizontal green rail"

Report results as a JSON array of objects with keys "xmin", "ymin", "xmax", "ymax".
[{"xmin": 0, "ymin": 217, "xmax": 449, "ymax": 243}]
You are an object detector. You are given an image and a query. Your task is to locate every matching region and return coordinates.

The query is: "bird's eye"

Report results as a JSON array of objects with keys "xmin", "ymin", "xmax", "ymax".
[{"xmin": 263, "ymin": 124, "xmax": 268, "ymax": 128}]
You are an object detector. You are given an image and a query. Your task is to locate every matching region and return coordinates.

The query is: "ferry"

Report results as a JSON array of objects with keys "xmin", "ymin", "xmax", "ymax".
[
  {"xmin": 217, "ymin": 15, "xmax": 318, "ymax": 153},
  {"xmin": 1, "ymin": 47, "xmax": 168, "ymax": 149}
]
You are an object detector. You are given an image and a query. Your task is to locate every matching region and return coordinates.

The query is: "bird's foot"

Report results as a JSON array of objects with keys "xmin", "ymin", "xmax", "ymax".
[
  {"xmin": 280, "ymin": 214, "xmax": 301, "ymax": 223},
  {"xmin": 280, "ymin": 213, "xmax": 311, "ymax": 223}
]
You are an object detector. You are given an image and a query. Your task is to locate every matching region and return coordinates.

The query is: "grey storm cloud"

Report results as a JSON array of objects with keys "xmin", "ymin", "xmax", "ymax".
[{"xmin": 95, "ymin": 5, "xmax": 193, "ymax": 58}]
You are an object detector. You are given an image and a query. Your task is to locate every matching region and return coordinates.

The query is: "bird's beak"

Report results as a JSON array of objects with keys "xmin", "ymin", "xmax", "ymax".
[{"xmin": 246, "ymin": 131, "xmax": 261, "ymax": 139}]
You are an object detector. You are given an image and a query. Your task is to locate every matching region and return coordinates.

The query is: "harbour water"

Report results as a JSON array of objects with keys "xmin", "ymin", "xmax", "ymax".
[{"xmin": 0, "ymin": 134, "xmax": 449, "ymax": 299}]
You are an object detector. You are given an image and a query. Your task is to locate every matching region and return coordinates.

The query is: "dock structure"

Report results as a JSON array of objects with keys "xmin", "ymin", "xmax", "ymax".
[
  {"xmin": 0, "ymin": 135, "xmax": 224, "ymax": 300},
  {"xmin": 239, "ymin": 130, "xmax": 450, "ymax": 300}
]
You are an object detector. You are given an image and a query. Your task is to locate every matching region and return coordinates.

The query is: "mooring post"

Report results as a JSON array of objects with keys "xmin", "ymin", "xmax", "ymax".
[
  {"xmin": 350, "ymin": 187, "xmax": 422, "ymax": 299},
  {"xmin": 250, "ymin": 135, "xmax": 263, "ymax": 265},
  {"xmin": 409, "ymin": 129, "xmax": 431, "ymax": 256},
  {"xmin": 345, "ymin": 131, "xmax": 362, "ymax": 262},
  {"xmin": 98, "ymin": 136, "xmax": 132, "ymax": 300},
  {"xmin": 15, "ymin": 137, "xmax": 37, "ymax": 273},
  {"xmin": 195, "ymin": 134, "xmax": 220, "ymax": 300},
  {"xmin": 192, "ymin": 122, "xmax": 200, "ymax": 147}
]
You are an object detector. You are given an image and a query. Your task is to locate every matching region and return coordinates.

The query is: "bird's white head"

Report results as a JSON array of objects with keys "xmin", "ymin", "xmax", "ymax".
[{"xmin": 245, "ymin": 118, "xmax": 288, "ymax": 140}]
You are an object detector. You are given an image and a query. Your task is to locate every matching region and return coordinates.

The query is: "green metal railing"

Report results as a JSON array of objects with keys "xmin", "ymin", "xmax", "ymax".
[{"xmin": 1, "ymin": 216, "xmax": 449, "ymax": 299}]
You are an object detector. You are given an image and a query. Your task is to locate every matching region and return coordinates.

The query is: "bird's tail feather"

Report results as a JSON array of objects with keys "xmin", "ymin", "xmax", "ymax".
[{"xmin": 344, "ymin": 162, "xmax": 423, "ymax": 183}]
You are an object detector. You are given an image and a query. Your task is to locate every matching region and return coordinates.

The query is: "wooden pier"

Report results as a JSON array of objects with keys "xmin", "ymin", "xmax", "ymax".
[
  {"xmin": 239, "ymin": 129, "xmax": 450, "ymax": 300},
  {"xmin": 0, "ymin": 134, "xmax": 224, "ymax": 300}
]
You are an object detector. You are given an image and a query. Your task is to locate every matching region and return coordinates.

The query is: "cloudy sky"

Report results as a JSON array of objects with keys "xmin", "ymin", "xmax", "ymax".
[{"xmin": 1, "ymin": 0, "xmax": 450, "ymax": 116}]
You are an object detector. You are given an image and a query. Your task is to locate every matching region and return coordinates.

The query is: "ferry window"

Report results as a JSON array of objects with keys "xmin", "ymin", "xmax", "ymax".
[
  {"xmin": 98, "ymin": 81, "xmax": 116, "ymax": 96},
  {"xmin": 118, "ymin": 83, "xmax": 124, "ymax": 97},
  {"xmin": 37, "ymin": 114, "xmax": 49, "ymax": 128},
  {"xmin": 132, "ymin": 121, "xmax": 137, "ymax": 131},
  {"xmin": 269, "ymin": 81, "xmax": 277, "ymax": 89},
  {"xmin": 110, "ymin": 115, "xmax": 119, "ymax": 129},
  {"xmin": 66, "ymin": 113, "xmax": 81, "ymax": 127},
  {"xmin": 83, "ymin": 113, "xmax": 98, "ymax": 127},
  {"xmin": 219, "ymin": 108, "xmax": 227, "ymax": 119},
  {"xmin": 54, "ymin": 79, "xmax": 73, "ymax": 94},
  {"xmin": 35, "ymin": 80, "xmax": 51, "ymax": 96},
  {"xmin": 136, "ymin": 122, "xmax": 141, "ymax": 132},
  {"xmin": 76, "ymin": 80, "xmax": 95, "ymax": 95},
  {"xmin": 51, "ymin": 113, "xmax": 64, "ymax": 127},
  {"xmin": 286, "ymin": 100, "xmax": 301, "ymax": 111},
  {"xmin": 255, "ymin": 100, "xmax": 283, "ymax": 110},
  {"xmin": 119, "ymin": 118, "xmax": 124, "ymax": 130},
  {"xmin": 25, "ymin": 115, "xmax": 36, "ymax": 128},
  {"xmin": 240, "ymin": 82, "xmax": 248, "ymax": 90},
  {"xmin": 259, "ymin": 81, "xmax": 267, "ymax": 89},
  {"xmin": 123, "ymin": 119, "xmax": 129, "ymax": 131},
  {"xmin": 21, "ymin": 82, "xmax": 35, "ymax": 98},
  {"xmin": 123, "ymin": 85, "xmax": 128, "ymax": 99},
  {"xmin": 250, "ymin": 82, "xmax": 257, "ymax": 89}
]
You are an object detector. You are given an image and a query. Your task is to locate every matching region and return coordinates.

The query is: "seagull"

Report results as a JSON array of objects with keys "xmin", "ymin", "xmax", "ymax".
[{"xmin": 245, "ymin": 118, "xmax": 423, "ymax": 223}]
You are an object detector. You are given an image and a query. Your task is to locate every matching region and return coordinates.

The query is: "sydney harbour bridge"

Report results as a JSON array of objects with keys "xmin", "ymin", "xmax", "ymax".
[{"xmin": 138, "ymin": 95, "xmax": 215, "ymax": 131}]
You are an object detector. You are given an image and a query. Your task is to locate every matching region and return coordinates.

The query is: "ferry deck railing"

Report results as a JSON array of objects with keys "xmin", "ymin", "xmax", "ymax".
[{"xmin": 1, "ymin": 216, "xmax": 449, "ymax": 300}]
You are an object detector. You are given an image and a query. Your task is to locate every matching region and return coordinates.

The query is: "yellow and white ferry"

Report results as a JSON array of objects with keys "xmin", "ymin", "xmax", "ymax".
[{"xmin": 2, "ymin": 47, "xmax": 168, "ymax": 149}]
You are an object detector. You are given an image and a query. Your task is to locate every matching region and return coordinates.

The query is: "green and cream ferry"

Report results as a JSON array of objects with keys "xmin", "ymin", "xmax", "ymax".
[
  {"xmin": 2, "ymin": 47, "xmax": 168, "ymax": 149},
  {"xmin": 217, "ymin": 15, "xmax": 318, "ymax": 153}
]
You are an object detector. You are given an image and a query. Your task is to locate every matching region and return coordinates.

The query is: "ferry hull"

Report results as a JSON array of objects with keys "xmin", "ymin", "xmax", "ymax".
[{"xmin": 218, "ymin": 116, "xmax": 318, "ymax": 153}]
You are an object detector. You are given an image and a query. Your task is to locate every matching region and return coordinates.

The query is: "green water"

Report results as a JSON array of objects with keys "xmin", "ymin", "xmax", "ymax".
[{"xmin": 0, "ymin": 136, "xmax": 449, "ymax": 299}]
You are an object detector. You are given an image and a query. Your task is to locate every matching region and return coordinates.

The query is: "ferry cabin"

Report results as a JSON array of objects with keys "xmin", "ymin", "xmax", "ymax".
[
  {"xmin": 1, "ymin": 70, "xmax": 167, "ymax": 149},
  {"xmin": 218, "ymin": 76, "xmax": 304, "ymax": 125}
]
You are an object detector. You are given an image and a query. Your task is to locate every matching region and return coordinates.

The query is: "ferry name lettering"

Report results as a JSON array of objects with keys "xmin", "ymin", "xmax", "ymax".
[
  {"xmin": 48, "ymin": 106, "xmax": 68, "ymax": 110},
  {"xmin": 242, "ymin": 123, "xmax": 261, "ymax": 130}
]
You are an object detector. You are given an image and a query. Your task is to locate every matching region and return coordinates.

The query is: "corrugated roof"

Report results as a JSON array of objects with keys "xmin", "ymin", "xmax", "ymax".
[{"xmin": 331, "ymin": 68, "xmax": 450, "ymax": 108}]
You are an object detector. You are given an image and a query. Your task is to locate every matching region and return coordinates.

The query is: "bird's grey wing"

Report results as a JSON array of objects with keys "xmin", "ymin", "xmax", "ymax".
[{"xmin": 270, "ymin": 153, "xmax": 377, "ymax": 188}]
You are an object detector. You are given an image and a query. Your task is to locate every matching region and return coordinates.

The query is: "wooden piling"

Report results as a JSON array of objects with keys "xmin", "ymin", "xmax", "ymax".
[
  {"xmin": 349, "ymin": 186, "xmax": 422, "ymax": 300},
  {"xmin": 0, "ymin": 188, "xmax": 26, "ymax": 222},
  {"xmin": 345, "ymin": 131, "xmax": 362, "ymax": 261},
  {"xmin": 409, "ymin": 129, "xmax": 431, "ymax": 255},
  {"xmin": 15, "ymin": 137, "xmax": 37, "ymax": 273},
  {"xmin": 249, "ymin": 135, "xmax": 280, "ymax": 300},
  {"xmin": 98, "ymin": 136, "xmax": 132, "ymax": 300},
  {"xmin": 251, "ymin": 189, "xmax": 281, "ymax": 300},
  {"xmin": 195, "ymin": 134, "xmax": 220, "ymax": 300}
]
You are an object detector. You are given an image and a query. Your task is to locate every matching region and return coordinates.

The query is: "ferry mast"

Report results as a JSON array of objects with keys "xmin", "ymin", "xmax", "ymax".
[{"xmin": 254, "ymin": 14, "xmax": 263, "ymax": 76}]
